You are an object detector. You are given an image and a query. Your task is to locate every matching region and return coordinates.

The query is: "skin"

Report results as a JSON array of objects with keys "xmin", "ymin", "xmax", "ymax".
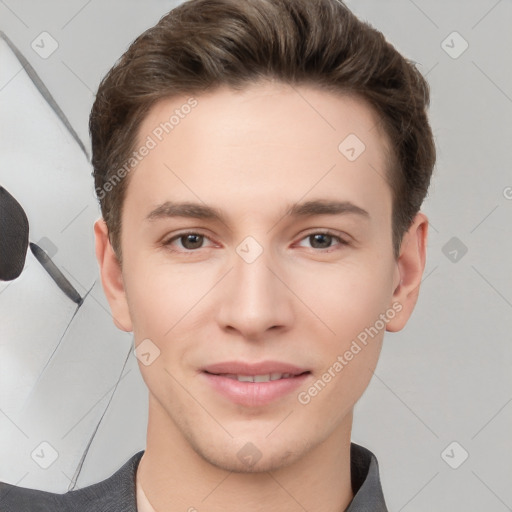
[{"xmin": 94, "ymin": 81, "xmax": 428, "ymax": 512}]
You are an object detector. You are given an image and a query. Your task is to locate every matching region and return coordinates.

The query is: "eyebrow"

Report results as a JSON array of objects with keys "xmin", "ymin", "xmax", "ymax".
[{"xmin": 145, "ymin": 199, "xmax": 370, "ymax": 224}]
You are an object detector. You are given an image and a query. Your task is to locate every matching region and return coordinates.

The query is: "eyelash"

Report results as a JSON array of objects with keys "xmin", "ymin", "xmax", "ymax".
[{"xmin": 161, "ymin": 230, "xmax": 349, "ymax": 255}]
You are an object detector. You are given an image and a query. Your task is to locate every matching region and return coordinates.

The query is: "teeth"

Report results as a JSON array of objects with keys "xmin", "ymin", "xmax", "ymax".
[
  {"xmin": 238, "ymin": 374, "xmax": 255, "ymax": 382},
  {"xmin": 220, "ymin": 373, "xmax": 294, "ymax": 382}
]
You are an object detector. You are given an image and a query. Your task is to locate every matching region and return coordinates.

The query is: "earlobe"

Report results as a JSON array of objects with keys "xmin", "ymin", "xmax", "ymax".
[
  {"xmin": 386, "ymin": 212, "xmax": 429, "ymax": 333},
  {"xmin": 93, "ymin": 218, "xmax": 133, "ymax": 332}
]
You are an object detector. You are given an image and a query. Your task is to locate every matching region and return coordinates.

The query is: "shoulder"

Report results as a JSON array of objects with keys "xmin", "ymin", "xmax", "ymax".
[{"xmin": 0, "ymin": 450, "xmax": 144, "ymax": 512}]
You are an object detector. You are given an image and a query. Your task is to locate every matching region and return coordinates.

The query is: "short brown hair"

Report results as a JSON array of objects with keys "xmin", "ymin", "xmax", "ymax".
[{"xmin": 90, "ymin": 0, "xmax": 436, "ymax": 265}]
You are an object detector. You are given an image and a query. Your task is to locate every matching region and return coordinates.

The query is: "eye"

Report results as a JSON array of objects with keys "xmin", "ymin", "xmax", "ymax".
[
  {"xmin": 162, "ymin": 232, "xmax": 216, "ymax": 252},
  {"xmin": 296, "ymin": 231, "xmax": 349, "ymax": 251}
]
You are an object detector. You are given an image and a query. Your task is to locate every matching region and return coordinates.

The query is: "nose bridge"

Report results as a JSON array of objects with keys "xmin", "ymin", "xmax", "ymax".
[
  {"xmin": 216, "ymin": 236, "xmax": 293, "ymax": 337},
  {"xmin": 232, "ymin": 238, "xmax": 280, "ymax": 311}
]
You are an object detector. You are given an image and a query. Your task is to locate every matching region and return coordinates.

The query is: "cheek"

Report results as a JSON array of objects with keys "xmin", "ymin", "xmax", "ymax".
[
  {"xmin": 124, "ymin": 255, "xmax": 210, "ymax": 339},
  {"xmin": 124, "ymin": 262, "xmax": 195, "ymax": 389},
  {"xmin": 296, "ymin": 264, "xmax": 389, "ymax": 417},
  {"xmin": 298, "ymin": 258, "xmax": 393, "ymax": 409},
  {"xmin": 292, "ymin": 257, "xmax": 394, "ymax": 347}
]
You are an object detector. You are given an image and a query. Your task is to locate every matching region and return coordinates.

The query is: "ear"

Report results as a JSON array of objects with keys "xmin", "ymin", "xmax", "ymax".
[
  {"xmin": 386, "ymin": 212, "xmax": 428, "ymax": 332},
  {"xmin": 94, "ymin": 218, "xmax": 133, "ymax": 332}
]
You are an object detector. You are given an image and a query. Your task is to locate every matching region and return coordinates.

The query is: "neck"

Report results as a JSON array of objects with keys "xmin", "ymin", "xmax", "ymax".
[{"xmin": 136, "ymin": 394, "xmax": 354, "ymax": 512}]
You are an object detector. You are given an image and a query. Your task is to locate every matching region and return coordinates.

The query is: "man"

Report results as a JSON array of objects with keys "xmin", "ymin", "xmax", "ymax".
[{"xmin": 0, "ymin": 0, "xmax": 435, "ymax": 509}]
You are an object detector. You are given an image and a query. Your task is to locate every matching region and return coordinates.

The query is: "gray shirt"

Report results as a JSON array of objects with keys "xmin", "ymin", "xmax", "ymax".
[{"xmin": 0, "ymin": 442, "xmax": 388, "ymax": 511}]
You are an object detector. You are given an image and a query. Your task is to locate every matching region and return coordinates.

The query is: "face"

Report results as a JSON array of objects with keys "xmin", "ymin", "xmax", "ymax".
[{"xmin": 95, "ymin": 81, "xmax": 426, "ymax": 473}]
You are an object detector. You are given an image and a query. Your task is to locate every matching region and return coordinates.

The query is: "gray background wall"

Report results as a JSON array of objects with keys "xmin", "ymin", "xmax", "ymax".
[{"xmin": 1, "ymin": 1, "xmax": 511, "ymax": 510}]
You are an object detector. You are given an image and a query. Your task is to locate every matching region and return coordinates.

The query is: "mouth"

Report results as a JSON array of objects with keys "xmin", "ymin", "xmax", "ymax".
[
  {"xmin": 200, "ymin": 361, "xmax": 312, "ymax": 406},
  {"xmin": 201, "ymin": 360, "xmax": 310, "ymax": 376},
  {"xmin": 203, "ymin": 371, "xmax": 310, "ymax": 382}
]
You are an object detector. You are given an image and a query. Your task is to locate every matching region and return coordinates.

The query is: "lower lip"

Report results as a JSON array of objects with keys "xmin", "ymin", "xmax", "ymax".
[{"xmin": 201, "ymin": 372, "xmax": 311, "ymax": 406}]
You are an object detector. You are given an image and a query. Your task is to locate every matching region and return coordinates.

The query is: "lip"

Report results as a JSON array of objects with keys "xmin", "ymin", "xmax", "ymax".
[
  {"xmin": 201, "ymin": 360, "xmax": 309, "ymax": 376},
  {"xmin": 200, "ymin": 360, "xmax": 311, "ymax": 407}
]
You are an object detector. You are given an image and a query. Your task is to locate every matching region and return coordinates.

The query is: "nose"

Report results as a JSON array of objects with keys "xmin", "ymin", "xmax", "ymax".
[{"xmin": 215, "ymin": 241, "xmax": 295, "ymax": 341}]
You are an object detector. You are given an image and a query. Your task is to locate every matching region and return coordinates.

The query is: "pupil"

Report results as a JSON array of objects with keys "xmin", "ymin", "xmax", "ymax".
[
  {"xmin": 311, "ymin": 234, "xmax": 331, "ymax": 248},
  {"xmin": 183, "ymin": 234, "xmax": 203, "ymax": 249}
]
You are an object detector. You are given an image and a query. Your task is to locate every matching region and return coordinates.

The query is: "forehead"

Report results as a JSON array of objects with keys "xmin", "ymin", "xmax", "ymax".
[
  {"xmin": 139, "ymin": 81, "xmax": 390, "ymax": 153},
  {"xmin": 126, "ymin": 82, "xmax": 393, "ymax": 221}
]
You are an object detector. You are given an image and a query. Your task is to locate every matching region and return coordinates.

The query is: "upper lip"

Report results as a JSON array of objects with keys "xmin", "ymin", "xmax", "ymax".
[{"xmin": 201, "ymin": 361, "xmax": 310, "ymax": 376}]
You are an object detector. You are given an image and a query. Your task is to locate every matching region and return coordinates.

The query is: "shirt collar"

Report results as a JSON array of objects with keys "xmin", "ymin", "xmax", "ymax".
[{"xmin": 346, "ymin": 442, "xmax": 388, "ymax": 511}]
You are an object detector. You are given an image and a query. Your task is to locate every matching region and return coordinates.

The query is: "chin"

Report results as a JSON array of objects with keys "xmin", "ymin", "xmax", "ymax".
[
  {"xmin": 191, "ymin": 433, "xmax": 310, "ymax": 474},
  {"xmin": 202, "ymin": 446, "xmax": 301, "ymax": 474}
]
